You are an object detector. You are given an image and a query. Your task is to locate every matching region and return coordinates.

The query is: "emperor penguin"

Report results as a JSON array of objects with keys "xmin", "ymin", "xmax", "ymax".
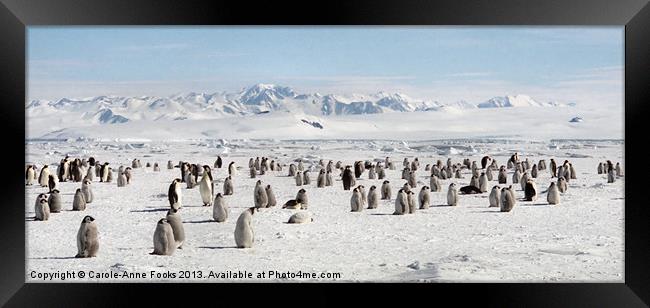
[
  {"xmin": 117, "ymin": 171, "xmax": 127, "ymax": 187},
  {"xmin": 298, "ymin": 160, "xmax": 304, "ymax": 172},
  {"xmin": 381, "ymin": 180, "xmax": 392, "ymax": 200},
  {"xmin": 481, "ymin": 156, "xmax": 492, "ymax": 169},
  {"xmin": 384, "ymin": 157, "xmax": 391, "ymax": 169},
  {"xmin": 327, "ymin": 161, "xmax": 334, "ymax": 173},
  {"xmin": 200, "ymin": 166, "xmax": 214, "ymax": 206},
  {"xmin": 524, "ymin": 179, "xmax": 538, "ymax": 201},
  {"xmin": 215, "ymin": 156, "xmax": 223, "ymax": 169},
  {"xmin": 425, "ymin": 164, "xmax": 431, "ymax": 171},
  {"xmin": 430, "ymin": 175, "xmax": 441, "ymax": 192},
  {"xmin": 153, "ymin": 163, "xmax": 160, "ymax": 172},
  {"xmin": 254, "ymin": 180, "xmax": 268, "ymax": 209},
  {"xmin": 124, "ymin": 167, "xmax": 133, "ymax": 184},
  {"xmin": 26, "ymin": 165, "xmax": 35, "ymax": 185},
  {"xmin": 407, "ymin": 171, "xmax": 417, "ymax": 188},
  {"xmin": 81, "ymin": 178, "xmax": 94, "ymax": 203},
  {"xmin": 295, "ymin": 171, "xmax": 304, "ymax": 186},
  {"xmin": 486, "ymin": 166, "xmax": 493, "ymax": 181},
  {"xmin": 72, "ymin": 188, "xmax": 87, "ymax": 211},
  {"xmin": 168, "ymin": 160, "xmax": 174, "ymax": 170},
  {"xmin": 607, "ymin": 169, "xmax": 616, "ymax": 183},
  {"xmin": 48, "ymin": 189, "xmax": 62, "ymax": 213},
  {"xmin": 547, "ymin": 182, "xmax": 560, "ymax": 205},
  {"xmin": 303, "ymin": 170, "xmax": 311, "ymax": 185},
  {"xmin": 446, "ymin": 166, "xmax": 453, "ymax": 179},
  {"xmin": 354, "ymin": 161, "xmax": 363, "ymax": 179},
  {"xmin": 440, "ymin": 167, "xmax": 449, "ymax": 180},
  {"xmin": 234, "ymin": 208, "xmax": 256, "ymax": 248},
  {"xmin": 500, "ymin": 186, "xmax": 516, "ymax": 212},
  {"xmin": 166, "ymin": 208, "xmax": 185, "ymax": 249},
  {"xmin": 393, "ymin": 189, "xmax": 408, "ymax": 215},
  {"xmin": 213, "ymin": 193, "xmax": 229, "ymax": 222},
  {"xmin": 520, "ymin": 172, "xmax": 530, "ymax": 191},
  {"xmin": 402, "ymin": 182, "xmax": 412, "ymax": 193},
  {"xmin": 498, "ymin": 166, "xmax": 507, "ymax": 184},
  {"xmin": 531, "ymin": 164, "xmax": 538, "ymax": 178},
  {"xmin": 228, "ymin": 162, "xmax": 236, "ymax": 176},
  {"xmin": 447, "ymin": 183, "xmax": 458, "ymax": 206},
  {"xmin": 418, "ymin": 186, "xmax": 431, "ymax": 210},
  {"xmin": 557, "ymin": 166, "xmax": 566, "ymax": 183},
  {"xmin": 48, "ymin": 174, "xmax": 57, "ymax": 193},
  {"xmin": 615, "ymin": 162, "xmax": 622, "ymax": 177},
  {"xmin": 479, "ymin": 172, "xmax": 488, "ymax": 193},
  {"xmin": 403, "ymin": 158, "xmax": 410, "ymax": 168},
  {"xmin": 265, "ymin": 185, "xmax": 277, "ymax": 208},
  {"xmin": 469, "ymin": 175, "xmax": 479, "ymax": 189},
  {"xmin": 407, "ymin": 190, "xmax": 417, "ymax": 214},
  {"xmin": 100, "ymin": 162, "xmax": 110, "ymax": 182},
  {"xmin": 249, "ymin": 166, "xmax": 257, "ymax": 179},
  {"xmin": 367, "ymin": 185, "xmax": 379, "ymax": 209},
  {"xmin": 569, "ymin": 163, "xmax": 577, "ymax": 180},
  {"xmin": 342, "ymin": 166, "xmax": 353, "ymax": 190},
  {"xmin": 75, "ymin": 215, "xmax": 99, "ymax": 258},
  {"xmin": 455, "ymin": 169, "xmax": 463, "ymax": 179},
  {"xmin": 95, "ymin": 163, "xmax": 101, "ymax": 178},
  {"xmin": 296, "ymin": 189, "xmax": 308, "ymax": 209},
  {"xmin": 58, "ymin": 158, "xmax": 70, "ymax": 182},
  {"xmin": 223, "ymin": 176, "xmax": 234, "ymax": 195},
  {"xmin": 357, "ymin": 185, "xmax": 367, "ymax": 208},
  {"xmin": 512, "ymin": 169, "xmax": 521, "ymax": 184},
  {"xmin": 85, "ymin": 166, "xmax": 94, "ymax": 182},
  {"xmin": 185, "ymin": 168, "xmax": 197, "ymax": 189},
  {"xmin": 549, "ymin": 159, "xmax": 558, "ymax": 177},
  {"xmin": 597, "ymin": 162, "xmax": 604, "ymax": 174},
  {"xmin": 168, "ymin": 178, "xmax": 182, "ymax": 210},
  {"xmin": 151, "ymin": 218, "xmax": 176, "ymax": 256},
  {"xmin": 368, "ymin": 167, "xmax": 376, "ymax": 180},
  {"xmin": 248, "ymin": 157, "xmax": 255, "ymax": 169},
  {"xmin": 350, "ymin": 188, "xmax": 363, "ymax": 212},
  {"xmin": 146, "ymin": 162, "xmax": 151, "ymax": 168},
  {"xmin": 326, "ymin": 171, "xmax": 333, "ymax": 186},
  {"xmin": 288, "ymin": 212, "xmax": 313, "ymax": 224},
  {"xmin": 401, "ymin": 167, "xmax": 410, "ymax": 180},
  {"xmin": 288, "ymin": 164, "xmax": 297, "ymax": 177},
  {"xmin": 317, "ymin": 170, "xmax": 326, "ymax": 188},
  {"xmin": 556, "ymin": 176, "xmax": 567, "ymax": 192},
  {"xmin": 34, "ymin": 193, "xmax": 50, "ymax": 221},
  {"xmin": 377, "ymin": 165, "xmax": 386, "ymax": 179},
  {"xmin": 489, "ymin": 186, "xmax": 501, "ymax": 207}
]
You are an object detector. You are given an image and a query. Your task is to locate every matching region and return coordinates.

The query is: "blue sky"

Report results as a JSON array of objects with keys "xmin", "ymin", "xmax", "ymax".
[{"xmin": 28, "ymin": 27, "xmax": 623, "ymax": 107}]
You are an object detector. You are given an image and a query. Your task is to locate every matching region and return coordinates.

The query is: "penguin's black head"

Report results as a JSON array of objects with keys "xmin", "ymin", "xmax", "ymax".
[
  {"xmin": 266, "ymin": 185, "xmax": 271, "ymax": 189},
  {"xmin": 383, "ymin": 180, "xmax": 389, "ymax": 184},
  {"xmin": 51, "ymin": 189, "xmax": 59, "ymax": 194},
  {"xmin": 168, "ymin": 208, "xmax": 178, "ymax": 214},
  {"xmin": 174, "ymin": 178, "xmax": 181, "ymax": 183},
  {"xmin": 370, "ymin": 185, "xmax": 376, "ymax": 190},
  {"xmin": 84, "ymin": 216, "xmax": 95, "ymax": 223},
  {"xmin": 249, "ymin": 207, "xmax": 257, "ymax": 214},
  {"xmin": 256, "ymin": 180, "xmax": 262, "ymax": 184},
  {"xmin": 216, "ymin": 193, "xmax": 222, "ymax": 198},
  {"xmin": 422, "ymin": 186, "xmax": 428, "ymax": 190},
  {"xmin": 299, "ymin": 189, "xmax": 306, "ymax": 193},
  {"xmin": 158, "ymin": 218, "xmax": 167, "ymax": 224}
]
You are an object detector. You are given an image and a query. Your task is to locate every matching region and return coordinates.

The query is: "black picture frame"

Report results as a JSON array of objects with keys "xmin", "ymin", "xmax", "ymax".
[{"xmin": 1, "ymin": 0, "xmax": 648, "ymax": 306}]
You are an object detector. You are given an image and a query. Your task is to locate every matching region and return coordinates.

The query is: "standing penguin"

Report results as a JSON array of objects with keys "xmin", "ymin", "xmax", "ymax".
[
  {"xmin": 350, "ymin": 188, "xmax": 363, "ymax": 212},
  {"xmin": 213, "ymin": 193, "xmax": 229, "ymax": 222},
  {"xmin": 547, "ymin": 182, "xmax": 560, "ymax": 205},
  {"xmin": 377, "ymin": 165, "xmax": 386, "ymax": 179},
  {"xmin": 557, "ymin": 177, "xmax": 568, "ymax": 192},
  {"xmin": 75, "ymin": 215, "xmax": 99, "ymax": 258},
  {"xmin": 100, "ymin": 163, "xmax": 110, "ymax": 182},
  {"xmin": 607, "ymin": 169, "xmax": 616, "ymax": 183},
  {"xmin": 524, "ymin": 179, "xmax": 538, "ymax": 201},
  {"xmin": 500, "ymin": 186, "xmax": 516, "ymax": 212},
  {"xmin": 481, "ymin": 156, "xmax": 492, "ymax": 169},
  {"xmin": 342, "ymin": 166, "xmax": 353, "ymax": 191},
  {"xmin": 72, "ymin": 188, "xmax": 86, "ymax": 211},
  {"xmin": 357, "ymin": 185, "xmax": 367, "ymax": 208},
  {"xmin": 597, "ymin": 162, "xmax": 604, "ymax": 174},
  {"xmin": 569, "ymin": 163, "xmax": 577, "ymax": 180},
  {"xmin": 408, "ymin": 171, "xmax": 417, "ymax": 188},
  {"xmin": 106, "ymin": 166, "xmax": 113, "ymax": 183},
  {"xmin": 185, "ymin": 167, "xmax": 196, "ymax": 189},
  {"xmin": 26, "ymin": 165, "xmax": 35, "ymax": 185},
  {"xmin": 447, "ymin": 183, "xmax": 458, "ymax": 206},
  {"xmin": 317, "ymin": 170, "xmax": 326, "ymax": 188},
  {"xmin": 512, "ymin": 169, "xmax": 521, "ymax": 184},
  {"xmin": 223, "ymin": 176, "xmax": 234, "ymax": 195},
  {"xmin": 615, "ymin": 162, "xmax": 622, "ymax": 177},
  {"xmin": 430, "ymin": 175, "xmax": 441, "ymax": 192},
  {"xmin": 354, "ymin": 161, "xmax": 364, "ymax": 179},
  {"xmin": 469, "ymin": 175, "xmax": 479, "ymax": 189},
  {"xmin": 48, "ymin": 174, "xmax": 57, "ymax": 193},
  {"xmin": 549, "ymin": 159, "xmax": 558, "ymax": 177},
  {"xmin": 407, "ymin": 191, "xmax": 417, "ymax": 214},
  {"xmin": 402, "ymin": 167, "xmax": 410, "ymax": 180},
  {"xmin": 81, "ymin": 178, "xmax": 93, "ymax": 204},
  {"xmin": 520, "ymin": 172, "xmax": 530, "ymax": 191},
  {"xmin": 381, "ymin": 180, "xmax": 392, "ymax": 200},
  {"xmin": 168, "ymin": 178, "xmax": 182, "ymax": 210},
  {"xmin": 368, "ymin": 167, "xmax": 376, "ymax": 180},
  {"xmin": 117, "ymin": 171, "xmax": 127, "ymax": 187},
  {"xmin": 531, "ymin": 164, "xmax": 538, "ymax": 178},
  {"xmin": 234, "ymin": 208, "xmax": 256, "ymax": 248},
  {"xmin": 48, "ymin": 189, "xmax": 62, "ymax": 213},
  {"xmin": 151, "ymin": 218, "xmax": 176, "ymax": 256},
  {"xmin": 265, "ymin": 185, "xmax": 277, "ymax": 208},
  {"xmin": 168, "ymin": 160, "xmax": 174, "ymax": 170},
  {"xmin": 418, "ymin": 186, "xmax": 431, "ymax": 209},
  {"xmin": 326, "ymin": 171, "xmax": 334, "ymax": 187},
  {"xmin": 295, "ymin": 189, "xmax": 308, "ymax": 209},
  {"xmin": 393, "ymin": 189, "xmax": 408, "ymax": 215},
  {"xmin": 166, "ymin": 208, "xmax": 185, "ymax": 249},
  {"xmin": 95, "ymin": 162, "xmax": 102, "ymax": 178},
  {"xmin": 288, "ymin": 164, "xmax": 297, "ymax": 177},
  {"xmin": 489, "ymin": 186, "xmax": 501, "ymax": 207},
  {"xmin": 295, "ymin": 171, "xmax": 304, "ymax": 186},
  {"xmin": 254, "ymin": 180, "xmax": 268, "ymax": 209},
  {"xmin": 85, "ymin": 166, "xmax": 94, "ymax": 182},
  {"xmin": 199, "ymin": 166, "xmax": 214, "ymax": 206},
  {"xmin": 250, "ymin": 167, "xmax": 257, "ymax": 179},
  {"xmin": 34, "ymin": 193, "xmax": 50, "ymax": 221},
  {"xmin": 498, "ymin": 166, "xmax": 507, "ymax": 184},
  {"xmin": 486, "ymin": 166, "xmax": 493, "ymax": 181},
  {"xmin": 228, "ymin": 162, "xmax": 236, "ymax": 176},
  {"xmin": 367, "ymin": 185, "xmax": 379, "ymax": 209},
  {"xmin": 303, "ymin": 170, "xmax": 311, "ymax": 185},
  {"xmin": 215, "ymin": 156, "xmax": 223, "ymax": 169},
  {"xmin": 153, "ymin": 163, "xmax": 160, "ymax": 172},
  {"xmin": 479, "ymin": 172, "xmax": 488, "ymax": 193}
]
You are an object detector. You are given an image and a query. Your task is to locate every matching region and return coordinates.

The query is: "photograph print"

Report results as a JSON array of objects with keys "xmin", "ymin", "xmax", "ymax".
[{"xmin": 25, "ymin": 26, "xmax": 624, "ymax": 282}]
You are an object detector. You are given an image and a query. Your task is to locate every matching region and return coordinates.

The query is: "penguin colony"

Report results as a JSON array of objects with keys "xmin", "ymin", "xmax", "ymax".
[{"xmin": 26, "ymin": 152, "xmax": 621, "ymax": 258}]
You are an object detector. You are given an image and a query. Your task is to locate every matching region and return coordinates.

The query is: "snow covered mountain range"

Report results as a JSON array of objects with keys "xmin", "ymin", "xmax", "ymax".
[{"xmin": 27, "ymin": 83, "xmax": 575, "ymax": 125}]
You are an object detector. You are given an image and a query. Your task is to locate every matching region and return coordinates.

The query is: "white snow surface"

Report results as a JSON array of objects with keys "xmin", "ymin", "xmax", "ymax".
[{"xmin": 25, "ymin": 139, "xmax": 624, "ymax": 282}]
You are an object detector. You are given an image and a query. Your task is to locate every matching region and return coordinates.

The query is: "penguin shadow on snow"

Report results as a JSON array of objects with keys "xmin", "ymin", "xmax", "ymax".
[
  {"xmin": 130, "ymin": 207, "xmax": 170, "ymax": 213},
  {"xmin": 29, "ymin": 256, "xmax": 78, "ymax": 260},
  {"xmin": 197, "ymin": 245, "xmax": 240, "ymax": 250},
  {"xmin": 184, "ymin": 219, "xmax": 214, "ymax": 224}
]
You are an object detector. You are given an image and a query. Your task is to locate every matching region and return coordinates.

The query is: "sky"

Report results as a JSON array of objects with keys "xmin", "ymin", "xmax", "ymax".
[{"xmin": 27, "ymin": 27, "xmax": 623, "ymax": 108}]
